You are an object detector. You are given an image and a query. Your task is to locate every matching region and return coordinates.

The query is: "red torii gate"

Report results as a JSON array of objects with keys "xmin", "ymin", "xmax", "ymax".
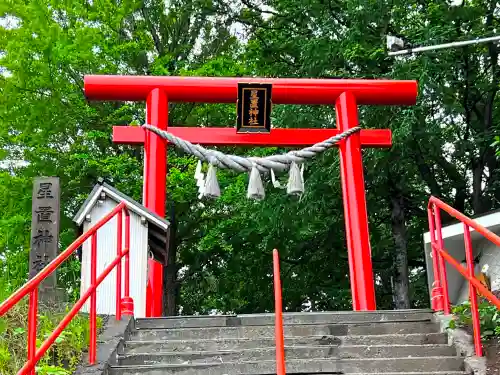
[{"xmin": 84, "ymin": 75, "xmax": 418, "ymax": 316}]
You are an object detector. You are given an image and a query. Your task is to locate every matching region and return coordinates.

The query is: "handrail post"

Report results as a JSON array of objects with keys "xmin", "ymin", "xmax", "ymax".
[
  {"xmin": 427, "ymin": 206, "xmax": 444, "ymax": 311},
  {"xmin": 124, "ymin": 211, "xmax": 130, "ymax": 299},
  {"xmin": 463, "ymin": 223, "xmax": 483, "ymax": 356},
  {"xmin": 116, "ymin": 210, "xmax": 123, "ymax": 321},
  {"xmin": 27, "ymin": 288, "xmax": 38, "ymax": 375},
  {"xmin": 89, "ymin": 233, "xmax": 97, "ymax": 364},
  {"xmin": 121, "ymin": 210, "xmax": 134, "ymax": 316},
  {"xmin": 433, "ymin": 206, "xmax": 451, "ymax": 314},
  {"xmin": 273, "ymin": 249, "xmax": 286, "ymax": 375}
]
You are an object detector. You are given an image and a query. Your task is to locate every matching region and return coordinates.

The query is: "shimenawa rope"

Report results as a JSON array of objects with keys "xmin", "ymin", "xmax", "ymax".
[{"xmin": 142, "ymin": 124, "xmax": 361, "ymax": 200}]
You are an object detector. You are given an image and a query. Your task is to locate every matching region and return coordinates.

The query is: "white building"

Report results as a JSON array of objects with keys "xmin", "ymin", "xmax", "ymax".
[
  {"xmin": 423, "ymin": 209, "xmax": 500, "ymax": 305},
  {"xmin": 73, "ymin": 179, "xmax": 169, "ymax": 318}
]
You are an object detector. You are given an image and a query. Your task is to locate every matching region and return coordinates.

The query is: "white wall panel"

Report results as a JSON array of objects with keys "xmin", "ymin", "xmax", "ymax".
[
  {"xmin": 457, "ymin": 238, "xmax": 500, "ymax": 303},
  {"xmin": 80, "ymin": 199, "xmax": 148, "ymax": 318}
]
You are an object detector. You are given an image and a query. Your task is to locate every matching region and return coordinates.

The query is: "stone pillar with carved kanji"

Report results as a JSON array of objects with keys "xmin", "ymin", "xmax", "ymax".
[{"xmin": 29, "ymin": 177, "xmax": 63, "ymax": 306}]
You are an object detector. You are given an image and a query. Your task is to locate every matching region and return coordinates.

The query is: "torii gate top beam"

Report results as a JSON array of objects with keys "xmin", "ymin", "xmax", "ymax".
[{"xmin": 84, "ymin": 75, "xmax": 417, "ymax": 105}]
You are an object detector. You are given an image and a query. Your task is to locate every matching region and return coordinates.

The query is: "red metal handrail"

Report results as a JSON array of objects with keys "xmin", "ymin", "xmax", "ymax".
[
  {"xmin": 428, "ymin": 196, "xmax": 500, "ymax": 357},
  {"xmin": 273, "ymin": 249, "xmax": 286, "ymax": 375},
  {"xmin": 0, "ymin": 201, "xmax": 134, "ymax": 375}
]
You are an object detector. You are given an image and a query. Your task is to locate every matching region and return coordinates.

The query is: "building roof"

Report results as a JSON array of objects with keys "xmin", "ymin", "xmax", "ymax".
[{"xmin": 73, "ymin": 178, "xmax": 170, "ymax": 231}]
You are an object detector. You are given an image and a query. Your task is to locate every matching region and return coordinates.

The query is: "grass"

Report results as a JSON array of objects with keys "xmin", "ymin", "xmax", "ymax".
[{"xmin": 0, "ymin": 297, "xmax": 102, "ymax": 375}]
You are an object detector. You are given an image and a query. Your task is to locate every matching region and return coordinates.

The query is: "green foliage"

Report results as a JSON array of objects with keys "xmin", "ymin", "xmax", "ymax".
[
  {"xmin": 0, "ymin": 299, "xmax": 102, "ymax": 374},
  {"xmin": 449, "ymin": 300, "xmax": 500, "ymax": 339},
  {"xmin": 34, "ymin": 365, "xmax": 71, "ymax": 375}
]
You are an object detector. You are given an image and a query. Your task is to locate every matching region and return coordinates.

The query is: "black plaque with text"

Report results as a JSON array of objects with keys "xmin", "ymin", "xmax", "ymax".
[
  {"xmin": 29, "ymin": 177, "xmax": 60, "ymax": 295},
  {"xmin": 236, "ymin": 82, "xmax": 272, "ymax": 133}
]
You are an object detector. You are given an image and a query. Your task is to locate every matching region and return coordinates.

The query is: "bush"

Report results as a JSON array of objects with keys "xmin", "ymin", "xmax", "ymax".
[
  {"xmin": 0, "ymin": 299, "xmax": 102, "ymax": 375},
  {"xmin": 449, "ymin": 298, "xmax": 500, "ymax": 339}
]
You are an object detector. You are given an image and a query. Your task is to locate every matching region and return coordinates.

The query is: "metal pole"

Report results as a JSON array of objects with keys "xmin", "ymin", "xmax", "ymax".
[
  {"xmin": 89, "ymin": 233, "xmax": 97, "ymax": 364},
  {"xmin": 433, "ymin": 209, "xmax": 451, "ymax": 315},
  {"xmin": 27, "ymin": 289, "xmax": 38, "ymax": 375},
  {"xmin": 121, "ymin": 210, "xmax": 134, "ymax": 316},
  {"xmin": 389, "ymin": 35, "xmax": 500, "ymax": 56},
  {"xmin": 427, "ymin": 206, "xmax": 444, "ymax": 312},
  {"xmin": 463, "ymin": 223, "xmax": 482, "ymax": 357},
  {"xmin": 273, "ymin": 249, "xmax": 286, "ymax": 375},
  {"xmin": 116, "ymin": 210, "xmax": 122, "ymax": 321}
]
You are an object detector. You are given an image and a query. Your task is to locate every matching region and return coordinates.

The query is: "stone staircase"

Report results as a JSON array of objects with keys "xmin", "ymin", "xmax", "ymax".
[{"xmin": 106, "ymin": 309, "xmax": 468, "ymax": 375}]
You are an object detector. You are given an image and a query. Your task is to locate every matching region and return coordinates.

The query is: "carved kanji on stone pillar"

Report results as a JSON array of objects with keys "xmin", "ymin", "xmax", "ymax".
[{"xmin": 29, "ymin": 177, "xmax": 61, "ymax": 305}]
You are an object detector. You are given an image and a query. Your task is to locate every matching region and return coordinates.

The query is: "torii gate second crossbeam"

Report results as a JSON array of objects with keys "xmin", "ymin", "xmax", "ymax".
[{"xmin": 84, "ymin": 75, "xmax": 418, "ymax": 317}]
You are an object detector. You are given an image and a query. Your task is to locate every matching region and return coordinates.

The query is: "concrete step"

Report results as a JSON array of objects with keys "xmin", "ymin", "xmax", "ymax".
[
  {"xmin": 117, "ymin": 345, "xmax": 457, "ymax": 365},
  {"xmin": 107, "ymin": 357, "xmax": 465, "ymax": 375},
  {"xmin": 134, "ymin": 310, "xmax": 434, "ymax": 329},
  {"xmin": 130, "ymin": 321, "xmax": 439, "ymax": 341},
  {"xmin": 124, "ymin": 332, "xmax": 449, "ymax": 353}
]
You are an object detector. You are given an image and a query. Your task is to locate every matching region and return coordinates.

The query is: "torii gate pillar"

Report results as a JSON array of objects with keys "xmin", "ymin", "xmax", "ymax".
[
  {"xmin": 84, "ymin": 75, "xmax": 418, "ymax": 315},
  {"xmin": 143, "ymin": 89, "xmax": 168, "ymax": 317}
]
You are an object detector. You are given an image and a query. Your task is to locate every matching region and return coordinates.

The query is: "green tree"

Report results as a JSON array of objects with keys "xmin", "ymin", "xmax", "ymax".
[
  {"xmin": 0, "ymin": 0, "xmax": 242, "ymax": 311},
  {"xmin": 184, "ymin": 0, "xmax": 500, "ymax": 312}
]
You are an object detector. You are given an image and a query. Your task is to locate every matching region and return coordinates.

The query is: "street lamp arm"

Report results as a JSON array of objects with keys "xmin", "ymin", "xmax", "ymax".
[{"xmin": 388, "ymin": 35, "xmax": 500, "ymax": 56}]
